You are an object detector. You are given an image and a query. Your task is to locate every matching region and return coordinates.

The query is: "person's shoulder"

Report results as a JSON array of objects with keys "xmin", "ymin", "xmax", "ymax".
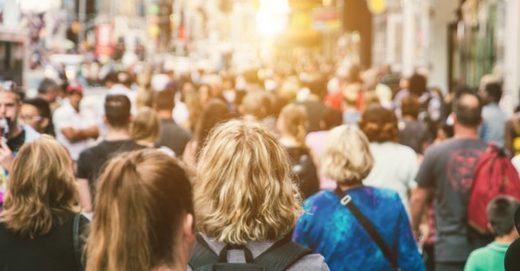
[
  {"xmin": 78, "ymin": 143, "xmax": 104, "ymax": 160},
  {"xmin": 466, "ymin": 246, "xmax": 493, "ymax": 267},
  {"xmin": 362, "ymin": 186, "xmax": 401, "ymax": 202},
  {"xmin": 22, "ymin": 125, "xmax": 41, "ymax": 143},
  {"xmin": 170, "ymin": 121, "xmax": 192, "ymax": 137},
  {"xmin": 389, "ymin": 142, "xmax": 417, "ymax": 157},
  {"xmin": 303, "ymin": 190, "xmax": 336, "ymax": 209},
  {"xmin": 288, "ymin": 253, "xmax": 330, "ymax": 271},
  {"xmin": 53, "ymin": 104, "xmax": 69, "ymax": 116}
]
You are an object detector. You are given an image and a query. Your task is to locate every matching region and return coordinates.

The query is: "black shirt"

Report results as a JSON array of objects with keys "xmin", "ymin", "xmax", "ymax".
[
  {"xmin": 0, "ymin": 212, "xmax": 89, "ymax": 271},
  {"xmin": 7, "ymin": 129, "xmax": 25, "ymax": 154},
  {"xmin": 77, "ymin": 140, "xmax": 144, "ymax": 197},
  {"xmin": 155, "ymin": 119, "xmax": 191, "ymax": 157},
  {"xmin": 299, "ymin": 100, "xmax": 327, "ymax": 133},
  {"xmin": 285, "ymin": 146, "xmax": 320, "ymax": 199}
]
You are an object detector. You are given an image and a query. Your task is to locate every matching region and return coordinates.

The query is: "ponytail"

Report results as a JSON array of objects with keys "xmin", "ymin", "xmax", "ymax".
[{"xmin": 86, "ymin": 150, "xmax": 193, "ymax": 271}]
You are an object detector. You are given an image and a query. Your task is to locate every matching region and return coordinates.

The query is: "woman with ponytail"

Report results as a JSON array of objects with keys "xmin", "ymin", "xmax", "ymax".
[
  {"xmin": 278, "ymin": 103, "xmax": 320, "ymax": 199},
  {"xmin": 86, "ymin": 149, "xmax": 194, "ymax": 271},
  {"xmin": 360, "ymin": 104, "xmax": 419, "ymax": 213}
]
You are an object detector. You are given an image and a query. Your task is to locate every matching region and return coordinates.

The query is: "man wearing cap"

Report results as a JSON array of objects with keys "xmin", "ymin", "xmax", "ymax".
[{"xmin": 53, "ymin": 84, "xmax": 99, "ymax": 161}]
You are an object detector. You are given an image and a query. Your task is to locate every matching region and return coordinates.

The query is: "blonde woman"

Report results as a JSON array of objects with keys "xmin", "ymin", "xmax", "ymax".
[
  {"xmin": 130, "ymin": 107, "xmax": 160, "ymax": 147},
  {"xmin": 130, "ymin": 107, "xmax": 174, "ymax": 156},
  {"xmin": 0, "ymin": 136, "xmax": 89, "ymax": 271},
  {"xmin": 86, "ymin": 149, "xmax": 195, "ymax": 271},
  {"xmin": 277, "ymin": 103, "xmax": 319, "ymax": 199},
  {"xmin": 190, "ymin": 120, "xmax": 328, "ymax": 270},
  {"xmin": 293, "ymin": 125, "xmax": 424, "ymax": 271}
]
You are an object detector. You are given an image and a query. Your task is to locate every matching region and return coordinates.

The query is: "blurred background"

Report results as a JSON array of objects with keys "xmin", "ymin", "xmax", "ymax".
[{"xmin": 0, "ymin": 0, "xmax": 519, "ymax": 111}]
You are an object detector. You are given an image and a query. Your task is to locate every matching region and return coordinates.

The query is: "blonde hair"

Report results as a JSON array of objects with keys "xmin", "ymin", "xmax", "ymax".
[
  {"xmin": 195, "ymin": 120, "xmax": 302, "ymax": 245},
  {"xmin": 136, "ymin": 87, "xmax": 154, "ymax": 110},
  {"xmin": 321, "ymin": 125, "xmax": 374, "ymax": 184},
  {"xmin": 130, "ymin": 107, "xmax": 160, "ymax": 144},
  {"xmin": 1, "ymin": 135, "xmax": 78, "ymax": 238},
  {"xmin": 279, "ymin": 103, "xmax": 308, "ymax": 145},
  {"xmin": 86, "ymin": 149, "xmax": 193, "ymax": 271}
]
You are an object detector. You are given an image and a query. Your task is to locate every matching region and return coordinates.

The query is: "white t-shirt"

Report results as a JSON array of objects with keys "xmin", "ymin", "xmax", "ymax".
[
  {"xmin": 53, "ymin": 100, "xmax": 98, "ymax": 161},
  {"xmin": 363, "ymin": 142, "xmax": 418, "ymax": 213}
]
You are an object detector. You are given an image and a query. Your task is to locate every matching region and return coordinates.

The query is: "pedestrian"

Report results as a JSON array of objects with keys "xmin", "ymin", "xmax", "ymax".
[
  {"xmin": 53, "ymin": 84, "xmax": 99, "ymax": 161},
  {"xmin": 182, "ymin": 99, "xmax": 231, "ymax": 167},
  {"xmin": 76, "ymin": 95, "xmax": 144, "ymax": 212},
  {"xmin": 479, "ymin": 82, "xmax": 507, "ymax": 146},
  {"xmin": 293, "ymin": 125, "xmax": 425, "ymax": 271},
  {"xmin": 0, "ymin": 136, "xmax": 89, "ymax": 271},
  {"xmin": 411, "ymin": 93, "xmax": 490, "ymax": 271},
  {"xmin": 190, "ymin": 120, "xmax": 329, "ymax": 270},
  {"xmin": 86, "ymin": 149, "xmax": 194, "ymax": 271},
  {"xmin": 35, "ymin": 78, "xmax": 59, "ymax": 136},
  {"xmin": 277, "ymin": 103, "xmax": 320, "ymax": 199},
  {"xmin": 20, "ymin": 98, "xmax": 51, "ymax": 134},
  {"xmin": 465, "ymin": 196, "xmax": 520, "ymax": 271},
  {"xmin": 360, "ymin": 104, "xmax": 419, "ymax": 212},
  {"xmin": 153, "ymin": 88, "xmax": 191, "ymax": 157}
]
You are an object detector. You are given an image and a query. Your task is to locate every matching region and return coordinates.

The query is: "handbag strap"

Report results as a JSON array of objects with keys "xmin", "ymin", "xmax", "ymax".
[
  {"xmin": 335, "ymin": 187, "xmax": 400, "ymax": 270},
  {"xmin": 73, "ymin": 213, "xmax": 83, "ymax": 271}
]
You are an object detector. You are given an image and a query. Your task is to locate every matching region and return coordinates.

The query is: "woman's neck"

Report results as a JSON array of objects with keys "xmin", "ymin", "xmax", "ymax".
[{"xmin": 338, "ymin": 181, "xmax": 362, "ymax": 191}]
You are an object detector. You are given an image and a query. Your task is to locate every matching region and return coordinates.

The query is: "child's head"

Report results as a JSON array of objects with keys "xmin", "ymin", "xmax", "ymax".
[{"xmin": 487, "ymin": 196, "xmax": 520, "ymax": 237}]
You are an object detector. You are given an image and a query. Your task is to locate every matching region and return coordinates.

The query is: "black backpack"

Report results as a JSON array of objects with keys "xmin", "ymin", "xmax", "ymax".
[{"xmin": 189, "ymin": 234, "xmax": 311, "ymax": 271}]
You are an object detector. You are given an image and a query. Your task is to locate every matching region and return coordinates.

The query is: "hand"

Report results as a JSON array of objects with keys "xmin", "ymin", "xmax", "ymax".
[{"xmin": 0, "ymin": 139, "xmax": 14, "ymax": 172}]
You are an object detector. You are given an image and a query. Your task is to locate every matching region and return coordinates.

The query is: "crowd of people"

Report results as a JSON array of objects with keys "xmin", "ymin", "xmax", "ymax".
[{"xmin": 0, "ymin": 59, "xmax": 519, "ymax": 271}]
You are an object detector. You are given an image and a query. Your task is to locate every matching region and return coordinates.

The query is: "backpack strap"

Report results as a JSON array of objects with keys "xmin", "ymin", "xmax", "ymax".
[
  {"xmin": 189, "ymin": 234, "xmax": 219, "ymax": 269},
  {"xmin": 254, "ymin": 235, "xmax": 312, "ymax": 271},
  {"xmin": 190, "ymin": 233, "xmax": 311, "ymax": 271},
  {"xmin": 73, "ymin": 213, "xmax": 83, "ymax": 271},
  {"xmin": 335, "ymin": 187, "xmax": 400, "ymax": 270}
]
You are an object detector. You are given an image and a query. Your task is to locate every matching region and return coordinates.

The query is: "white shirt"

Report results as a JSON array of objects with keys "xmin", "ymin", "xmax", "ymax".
[
  {"xmin": 53, "ymin": 100, "xmax": 98, "ymax": 161},
  {"xmin": 363, "ymin": 142, "xmax": 418, "ymax": 213}
]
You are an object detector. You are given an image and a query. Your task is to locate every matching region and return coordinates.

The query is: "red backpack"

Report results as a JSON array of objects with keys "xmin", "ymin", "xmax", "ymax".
[{"xmin": 468, "ymin": 144, "xmax": 520, "ymax": 234}]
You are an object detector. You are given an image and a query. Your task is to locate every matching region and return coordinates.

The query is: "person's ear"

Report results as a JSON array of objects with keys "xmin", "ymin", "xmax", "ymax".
[
  {"xmin": 487, "ymin": 223, "xmax": 495, "ymax": 234},
  {"xmin": 183, "ymin": 213, "xmax": 195, "ymax": 244}
]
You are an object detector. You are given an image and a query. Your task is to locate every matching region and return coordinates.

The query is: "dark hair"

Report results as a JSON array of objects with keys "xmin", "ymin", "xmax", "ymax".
[
  {"xmin": 23, "ymin": 98, "xmax": 51, "ymax": 120},
  {"xmin": 153, "ymin": 88, "xmax": 175, "ymax": 111},
  {"xmin": 484, "ymin": 82, "xmax": 503, "ymax": 102},
  {"xmin": 195, "ymin": 99, "xmax": 231, "ymax": 157},
  {"xmin": 408, "ymin": 73, "xmax": 427, "ymax": 96},
  {"xmin": 487, "ymin": 196, "xmax": 520, "ymax": 236},
  {"xmin": 360, "ymin": 105, "xmax": 399, "ymax": 143},
  {"xmin": 37, "ymin": 78, "xmax": 58, "ymax": 94},
  {"xmin": 105, "ymin": 95, "xmax": 131, "ymax": 128},
  {"xmin": 401, "ymin": 95, "xmax": 420, "ymax": 119},
  {"xmin": 321, "ymin": 107, "xmax": 343, "ymax": 130},
  {"xmin": 453, "ymin": 93, "xmax": 482, "ymax": 128},
  {"xmin": 103, "ymin": 71, "xmax": 118, "ymax": 85}
]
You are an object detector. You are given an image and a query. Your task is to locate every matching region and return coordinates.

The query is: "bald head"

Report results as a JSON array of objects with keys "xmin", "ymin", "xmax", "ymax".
[{"xmin": 454, "ymin": 93, "xmax": 482, "ymax": 128}]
